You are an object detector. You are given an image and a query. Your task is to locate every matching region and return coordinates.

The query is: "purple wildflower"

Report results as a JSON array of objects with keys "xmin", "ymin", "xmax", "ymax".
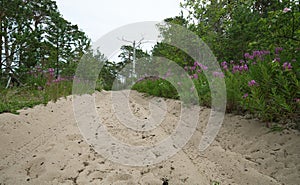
[
  {"xmin": 194, "ymin": 61, "xmax": 201, "ymax": 67},
  {"xmin": 253, "ymin": 50, "xmax": 261, "ymax": 57},
  {"xmin": 248, "ymin": 80, "xmax": 257, "ymax": 87},
  {"xmin": 223, "ymin": 65, "xmax": 228, "ymax": 70},
  {"xmin": 244, "ymin": 53, "xmax": 251, "ymax": 59},
  {"xmin": 283, "ymin": 62, "xmax": 292, "ymax": 70},
  {"xmin": 244, "ymin": 53, "xmax": 254, "ymax": 60},
  {"xmin": 137, "ymin": 77, "xmax": 145, "ymax": 82},
  {"xmin": 262, "ymin": 50, "xmax": 270, "ymax": 55},
  {"xmin": 48, "ymin": 68, "xmax": 55, "ymax": 76},
  {"xmin": 221, "ymin": 61, "xmax": 227, "ymax": 66},
  {"xmin": 275, "ymin": 47, "xmax": 283, "ymax": 54},
  {"xmin": 232, "ymin": 65, "xmax": 240, "ymax": 73},
  {"xmin": 273, "ymin": 57, "xmax": 280, "ymax": 62},
  {"xmin": 243, "ymin": 93, "xmax": 248, "ymax": 99},
  {"xmin": 199, "ymin": 63, "xmax": 208, "ymax": 70},
  {"xmin": 36, "ymin": 66, "xmax": 42, "ymax": 72},
  {"xmin": 213, "ymin": 71, "xmax": 225, "ymax": 78},
  {"xmin": 221, "ymin": 61, "xmax": 228, "ymax": 70},
  {"xmin": 283, "ymin": 7, "xmax": 291, "ymax": 13}
]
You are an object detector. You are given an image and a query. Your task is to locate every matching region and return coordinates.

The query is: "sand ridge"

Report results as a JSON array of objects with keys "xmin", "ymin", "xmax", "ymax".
[{"xmin": 0, "ymin": 90, "xmax": 299, "ymax": 184}]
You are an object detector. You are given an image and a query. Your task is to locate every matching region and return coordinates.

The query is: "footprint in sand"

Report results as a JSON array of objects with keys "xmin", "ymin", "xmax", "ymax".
[{"xmin": 24, "ymin": 157, "xmax": 46, "ymax": 180}]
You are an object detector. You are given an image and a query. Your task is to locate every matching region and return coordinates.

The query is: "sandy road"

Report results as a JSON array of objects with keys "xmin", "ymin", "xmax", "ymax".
[{"xmin": 0, "ymin": 90, "xmax": 299, "ymax": 184}]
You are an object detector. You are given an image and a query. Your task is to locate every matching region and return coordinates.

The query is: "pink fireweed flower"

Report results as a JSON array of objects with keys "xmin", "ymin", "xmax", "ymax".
[
  {"xmin": 248, "ymin": 80, "xmax": 257, "ymax": 87},
  {"xmin": 213, "ymin": 71, "xmax": 225, "ymax": 78},
  {"xmin": 283, "ymin": 62, "xmax": 292, "ymax": 70},
  {"xmin": 52, "ymin": 76, "xmax": 64, "ymax": 83},
  {"xmin": 275, "ymin": 47, "xmax": 283, "ymax": 54},
  {"xmin": 184, "ymin": 66, "xmax": 188, "ymax": 71},
  {"xmin": 272, "ymin": 57, "xmax": 280, "ymax": 62},
  {"xmin": 199, "ymin": 63, "xmax": 208, "ymax": 70},
  {"xmin": 243, "ymin": 93, "xmax": 248, "ymax": 99},
  {"xmin": 190, "ymin": 66, "xmax": 196, "ymax": 71},
  {"xmin": 193, "ymin": 74, "xmax": 198, "ymax": 79},
  {"xmin": 283, "ymin": 7, "xmax": 291, "ymax": 13},
  {"xmin": 243, "ymin": 64, "xmax": 249, "ymax": 71},
  {"xmin": 194, "ymin": 61, "xmax": 201, "ymax": 67},
  {"xmin": 48, "ymin": 68, "xmax": 54, "ymax": 72},
  {"xmin": 48, "ymin": 68, "xmax": 55, "ymax": 76},
  {"xmin": 36, "ymin": 66, "xmax": 42, "ymax": 72},
  {"xmin": 221, "ymin": 61, "xmax": 228, "ymax": 70},
  {"xmin": 261, "ymin": 50, "xmax": 270, "ymax": 55},
  {"xmin": 232, "ymin": 65, "xmax": 240, "ymax": 73},
  {"xmin": 244, "ymin": 53, "xmax": 250, "ymax": 58},
  {"xmin": 253, "ymin": 50, "xmax": 261, "ymax": 57},
  {"xmin": 53, "ymin": 79, "xmax": 60, "ymax": 83},
  {"xmin": 137, "ymin": 77, "xmax": 145, "ymax": 82},
  {"xmin": 221, "ymin": 61, "xmax": 227, "ymax": 66},
  {"xmin": 197, "ymin": 69, "xmax": 202, "ymax": 73},
  {"xmin": 295, "ymin": 98, "xmax": 300, "ymax": 103}
]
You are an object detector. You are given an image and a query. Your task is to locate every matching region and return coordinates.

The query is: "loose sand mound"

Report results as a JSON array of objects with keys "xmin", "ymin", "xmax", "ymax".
[{"xmin": 0, "ymin": 90, "xmax": 299, "ymax": 185}]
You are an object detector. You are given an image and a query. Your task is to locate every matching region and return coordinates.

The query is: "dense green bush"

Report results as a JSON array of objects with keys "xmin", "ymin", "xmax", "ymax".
[
  {"xmin": 132, "ymin": 47, "xmax": 300, "ymax": 126},
  {"xmin": 132, "ymin": 77, "xmax": 178, "ymax": 99}
]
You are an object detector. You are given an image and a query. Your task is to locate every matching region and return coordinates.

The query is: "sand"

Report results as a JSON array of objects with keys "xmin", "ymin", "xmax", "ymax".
[{"xmin": 0, "ymin": 90, "xmax": 299, "ymax": 185}]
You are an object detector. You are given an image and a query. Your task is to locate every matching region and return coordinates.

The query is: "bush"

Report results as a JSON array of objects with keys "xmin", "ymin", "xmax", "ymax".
[{"xmin": 132, "ymin": 47, "xmax": 300, "ymax": 126}]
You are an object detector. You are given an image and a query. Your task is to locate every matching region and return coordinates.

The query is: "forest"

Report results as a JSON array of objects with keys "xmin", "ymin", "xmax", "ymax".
[{"xmin": 1, "ymin": 0, "xmax": 299, "ymax": 129}]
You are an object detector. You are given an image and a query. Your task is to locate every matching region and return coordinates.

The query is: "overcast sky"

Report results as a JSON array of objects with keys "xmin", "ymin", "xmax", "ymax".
[{"xmin": 55, "ymin": 0, "xmax": 183, "ymax": 42}]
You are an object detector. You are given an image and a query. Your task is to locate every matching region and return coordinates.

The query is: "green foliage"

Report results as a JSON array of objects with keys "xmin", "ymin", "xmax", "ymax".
[
  {"xmin": 133, "ymin": 47, "xmax": 299, "ymax": 126},
  {"xmin": 0, "ymin": 0, "xmax": 90, "ymax": 86},
  {"xmin": 0, "ymin": 80, "xmax": 74, "ymax": 114},
  {"xmin": 132, "ymin": 0, "xmax": 300, "ymax": 127},
  {"xmin": 132, "ymin": 78, "xmax": 178, "ymax": 100},
  {"xmin": 0, "ymin": 0, "xmax": 92, "ymax": 113},
  {"xmin": 181, "ymin": 0, "xmax": 300, "ymax": 61},
  {"xmin": 221, "ymin": 48, "xmax": 299, "ymax": 124}
]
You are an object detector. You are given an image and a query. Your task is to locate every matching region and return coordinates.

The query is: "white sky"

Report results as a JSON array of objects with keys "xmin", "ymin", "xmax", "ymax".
[{"xmin": 55, "ymin": 0, "xmax": 183, "ymax": 42}]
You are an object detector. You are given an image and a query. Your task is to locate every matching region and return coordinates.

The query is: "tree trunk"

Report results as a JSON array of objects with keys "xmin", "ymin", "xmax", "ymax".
[
  {"xmin": 4, "ymin": 24, "xmax": 11, "ymax": 75},
  {"xmin": 0, "ymin": 17, "xmax": 2, "ymax": 75}
]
